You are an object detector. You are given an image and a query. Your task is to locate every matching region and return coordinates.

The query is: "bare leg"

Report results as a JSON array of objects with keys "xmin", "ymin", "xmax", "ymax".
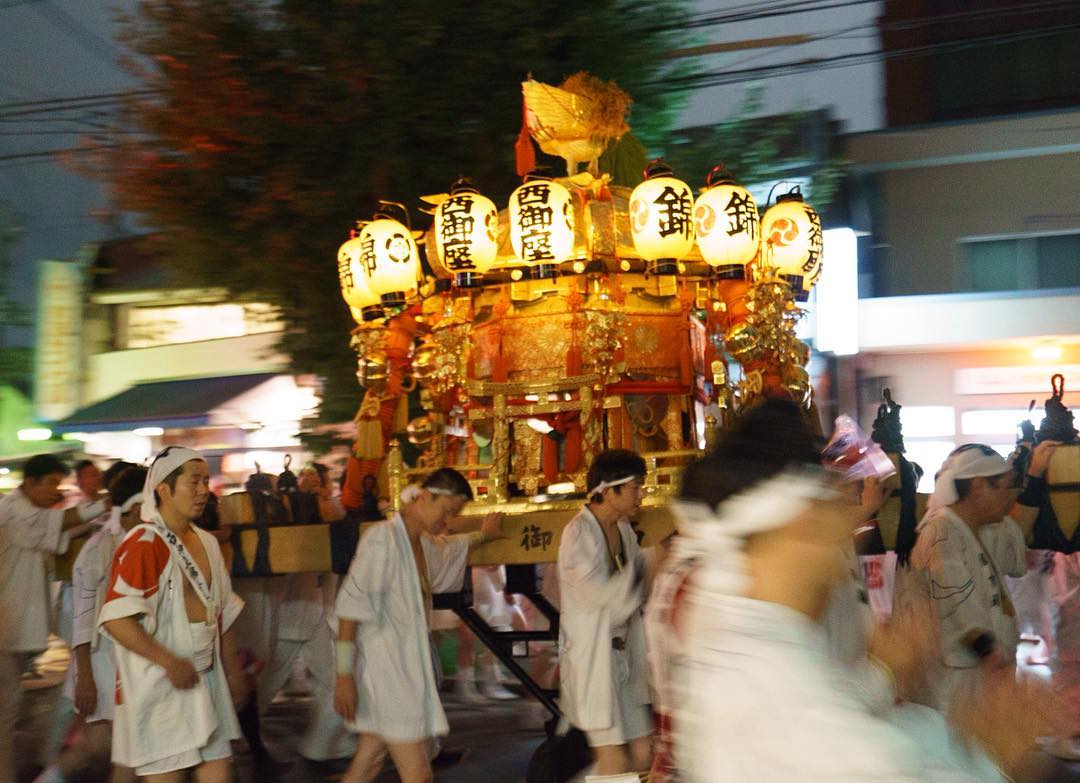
[
  {"xmin": 192, "ymin": 757, "xmax": 232, "ymax": 783},
  {"xmin": 107, "ymin": 761, "xmax": 138, "ymax": 783},
  {"xmin": 385, "ymin": 740, "xmax": 433, "ymax": 783},
  {"xmin": 455, "ymin": 621, "xmax": 474, "ymax": 673},
  {"xmin": 592, "ymin": 743, "xmax": 631, "ymax": 775},
  {"xmin": 340, "ymin": 733, "xmax": 388, "ymax": 783},
  {"xmin": 143, "ymin": 771, "xmax": 186, "ymax": 783},
  {"xmin": 627, "ymin": 735, "xmax": 653, "ymax": 772}
]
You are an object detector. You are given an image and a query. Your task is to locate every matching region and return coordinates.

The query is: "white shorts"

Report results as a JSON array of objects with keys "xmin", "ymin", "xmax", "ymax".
[
  {"xmin": 135, "ymin": 724, "xmax": 233, "ymax": 776},
  {"xmin": 585, "ymin": 646, "xmax": 653, "ymax": 748},
  {"xmin": 133, "ymin": 665, "xmax": 233, "ymax": 777}
]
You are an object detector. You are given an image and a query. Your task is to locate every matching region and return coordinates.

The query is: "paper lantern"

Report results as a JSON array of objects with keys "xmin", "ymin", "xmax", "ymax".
[
  {"xmin": 508, "ymin": 173, "xmax": 575, "ymax": 277},
  {"xmin": 695, "ymin": 165, "xmax": 759, "ymax": 278},
  {"xmin": 434, "ymin": 179, "xmax": 499, "ymax": 287},
  {"xmin": 760, "ymin": 187, "xmax": 823, "ymax": 301},
  {"xmin": 356, "ymin": 206, "xmax": 421, "ymax": 308},
  {"xmin": 337, "ymin": 234, "xmax": 384, "ymax": 321},
  {"xmin": 629, "ymin": 160, "xmax": 694, "ymax": 274}
]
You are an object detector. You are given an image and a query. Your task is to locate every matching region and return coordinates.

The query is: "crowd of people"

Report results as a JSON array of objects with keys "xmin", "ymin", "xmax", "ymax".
[{"xmin": 0, "ymin": 401, "xmax": 1077, "ymax": 782}]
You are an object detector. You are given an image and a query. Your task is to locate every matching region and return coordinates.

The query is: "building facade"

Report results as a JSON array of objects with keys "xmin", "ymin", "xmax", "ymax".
[{"xmin": 37, "ymin": 235, "xmax": 319, "ymax": 487}]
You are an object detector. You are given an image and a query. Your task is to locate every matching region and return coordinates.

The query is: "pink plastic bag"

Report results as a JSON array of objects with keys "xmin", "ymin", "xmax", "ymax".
[{"xmin": 822, "ymin": 414, "xmax": 897, "ymax": 481}]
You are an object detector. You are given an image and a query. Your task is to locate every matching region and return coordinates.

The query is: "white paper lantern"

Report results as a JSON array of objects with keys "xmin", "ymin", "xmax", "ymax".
[
  {"xmin": 434, "ymin": 180, "xmax": 499, "ymax": 286},
  {"xmin": 629, "ymin": 161, "xmax": 694, "ymax": 271},
  {"xmin": 508, "ymin": 174, "xmax": 574, "ymax": 274},
  {"xmin": 357, "ymin": 213, "xmax": 421, "ymax": 307},
  {"xmin": 760, "ymin": 187, "xmax": 824, "ymax": 300},
  {"xmin": 337, "ymin": 234, "xmax": 383, "ymax": 321},
  {"xmin": 694, "ymin": 167, "xmax": 759, "ymax": 277}
]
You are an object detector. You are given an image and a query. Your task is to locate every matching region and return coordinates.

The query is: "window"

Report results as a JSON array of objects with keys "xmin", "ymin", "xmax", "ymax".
[
  {"xmin": 960, "ymin": 409, "xmax": 1045, "ymax": 437},
  {"xmin": 1036, "ymin": 234, "xmax": 1080, "ymax": 289},
  {"xmin": 960, "ymin": 232, "xmax": 1080, "ymax": 293},
  {"xmin": 903, "ymin": 440, "xmax": 957, "ymax": 494},
  {"xmin": 966, "ymin": 240, "xmax": 1019, "ymax": 292},
  {"xmin": 898, "ymin": 406, "xmax": 956, "ymax": 438}
]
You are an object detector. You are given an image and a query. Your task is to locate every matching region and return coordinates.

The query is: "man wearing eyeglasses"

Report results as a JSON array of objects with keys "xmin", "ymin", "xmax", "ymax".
[{"xmin": 895, "ymin": 440, "xmax": 1059, "ymax": 712}]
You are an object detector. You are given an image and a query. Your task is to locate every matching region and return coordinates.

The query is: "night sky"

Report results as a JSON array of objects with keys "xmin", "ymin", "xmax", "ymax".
[{"xmin": 0, "ymin": 0, "xmax": 883, "ymax": 341}]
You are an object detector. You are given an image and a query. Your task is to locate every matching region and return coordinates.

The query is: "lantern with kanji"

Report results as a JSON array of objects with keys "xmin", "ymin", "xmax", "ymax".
[
  {"xmin": 357, "ymin": 203, "xmax": 421, "ymax": 308},
  {"xmin": 760, "ymin": 186, "xmax": 823, "ymax": 301},
  {"xmin": 694, "ymin": 165, "xmax": 760, "ymax": 278},
  {"xmin": 337, "ymin": 233, "xmax": 384, "ymax": 322},
  {"xmin": 434, "ymin": 179, "xmax": 499, "ymax": 288},
  {"xmin": 629, "ymin": 160, "xmax": 695, "ymax": 275},
  {"xmin": 508, "ymin": 172, "xmax": 575, "ymax": 277}
]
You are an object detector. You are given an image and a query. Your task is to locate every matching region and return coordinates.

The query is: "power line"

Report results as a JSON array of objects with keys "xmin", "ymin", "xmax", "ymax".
[
  {"xmin": 0, "ymin": 90, "xmax": 154, "ymax": 112},
  {"xmin": 649, "ymin": 0, "xmax": 883, "ymax": 33},
  {"xmin": 658, "ymin": 20, "xmax": 1080, "ymax": 91},
  {"xmin": 0, "ymin": 89, "xmax": 157, "ymax": 119},
  {"xmin": 0, "ymin": 144, "xmax": 118, "ymax": 164}
]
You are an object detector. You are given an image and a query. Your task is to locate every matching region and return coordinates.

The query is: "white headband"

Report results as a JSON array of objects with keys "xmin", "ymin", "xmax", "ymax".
[
  {"xmin": 141, "ymin": 446, "xmax": 204, "ymax": 525},
  {"xmin": 673, "ymin": 468, "xmax": 837, "ymax": 597},
  {"xmin": 120, "ymin": 492, "xmax": 144, "ymax": 514},
  {"xmin": 925, "ymin": 446, "xmax": 1011, "ymax": 519},
  {"xmin": 587, "ymin": 474, "xmax": 638, "ymax": 497},
  {"xmin": 400, "ymin": 484, "xmax": 466, "ymax": 504}
]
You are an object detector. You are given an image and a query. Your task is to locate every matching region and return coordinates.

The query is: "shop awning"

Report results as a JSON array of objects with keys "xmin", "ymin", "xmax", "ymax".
[{"xmin": 52, "ymin": 373, "xmax": 278, "ymax": 433}]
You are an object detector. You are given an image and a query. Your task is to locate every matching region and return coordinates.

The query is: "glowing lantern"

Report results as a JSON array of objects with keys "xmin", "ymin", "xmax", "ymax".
[
  {"xmin": 356, "ymin": 202, "xmax": 421, "ymax": 308},
  {"xmin": 337, "ymin": 233, "xmax": 384, "ymax": 321},
  {"xmin": 629, "ymin": 160, "xmax": 694, "ymax": 274},
  {"xmin": 508, "ymin": 172, "xmax": 575, "ymax": 277},
  {"xmin": 760, "ymin": 186, "xmax": 823, "ymax": 301},
  {"xmin": 694, "ymin": 165, "xmax": 760, "ymax": 278},
  {"xmin": 434, "ymin": 178, "xmax": 499, "ymax": 287}
]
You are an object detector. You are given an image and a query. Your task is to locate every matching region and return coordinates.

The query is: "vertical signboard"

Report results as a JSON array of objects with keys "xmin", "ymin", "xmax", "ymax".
[{"xmin": 34, "ymin": 260, "xmax": 83, "ymax": 421}]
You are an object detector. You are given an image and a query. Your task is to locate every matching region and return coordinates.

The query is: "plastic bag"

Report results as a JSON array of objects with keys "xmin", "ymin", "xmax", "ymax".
[{"xmin": 822, "ymin": 414, "xmax": 897, "ymax": 481}]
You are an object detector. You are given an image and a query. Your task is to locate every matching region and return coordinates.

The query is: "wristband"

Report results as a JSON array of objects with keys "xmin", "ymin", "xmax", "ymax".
[
  {"xmin": 78, "ymin": 499, "xmax": 109, "ymax": 523},
  {"xmin": 1017, "ymin": 475, "xmax": 1046, "ymax": 508},
  {"xmin": 468, "ymin": 531, "xmax": 487, "ymax": 547},
  {"xmin": 335, "ymin": 640, "xmax": 356, "ymax": 677}
]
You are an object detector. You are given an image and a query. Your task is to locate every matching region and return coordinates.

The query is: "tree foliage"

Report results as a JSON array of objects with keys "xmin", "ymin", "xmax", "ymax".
[
  {"xmin": 662, "ymin": 88, "xmax": 846, "ymax": 210},
  {"xmin": 85, "ymin": 0, "xmax": 694, "ymax": 437}
]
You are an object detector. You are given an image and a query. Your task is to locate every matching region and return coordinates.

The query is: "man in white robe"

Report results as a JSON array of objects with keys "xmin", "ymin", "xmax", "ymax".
[
  {"xmin": 244, "ymin": 465, "xmax": 355, "ymax": 765},
  {"xmin": 894, "ymin": 442, "xmax": 1058, "ymax": 712},
  {"xmin": 37, "ymin": 467, "xmax": 147, "ymax": 783},
  {"xmin": 332, "ymin": 468, "xmax": 504, "ymax": 783},
  {"xmin": 0, "ymin": 454, "xmax": 104, "ymax": 783},
  {"xmin": 99, "ymin": 447, "xmax": 247, "ymax": 782},
  {"xmin": 673, "ymin": 401, "xmax": 1050, "ymax": 783},
  {"xmin": 558, "ymin": 449, "xmax": 652, "ymax": 777},
  {"xmin": 257, "ymin": 572, "xmax": 356, "ymax": 761}
]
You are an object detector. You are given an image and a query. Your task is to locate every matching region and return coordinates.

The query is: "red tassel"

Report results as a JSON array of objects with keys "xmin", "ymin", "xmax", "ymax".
[{"xmin": 515, "ymin": 100, "xmax": 536, "ymax": 177}]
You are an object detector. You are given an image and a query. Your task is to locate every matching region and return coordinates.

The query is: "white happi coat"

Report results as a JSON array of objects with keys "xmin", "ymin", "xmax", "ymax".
[
  {"xmin": 0, "ymin": 488, "xmax": 70, "ymax": 652},
  {"xmin": 98, "ymin": 523, "xmax": 244, "ymax": 768},
  {"xmin": 557, "ymin": 507, "xmax": 649, "ymax": 733},
  {"xmin": 335, "ymin": 513, "xmax": 470, "ymax": 742},
  {"xmin": 62, "ymin": 523, "xmax": 124, "ymax": 722},
  {"xmin": 676, "ymin": 594, "xmax": 1004, "ymax": 783},
  {"xmin": 896, "ymin": 509, "xmax": 1026, "ymax": 669}
]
